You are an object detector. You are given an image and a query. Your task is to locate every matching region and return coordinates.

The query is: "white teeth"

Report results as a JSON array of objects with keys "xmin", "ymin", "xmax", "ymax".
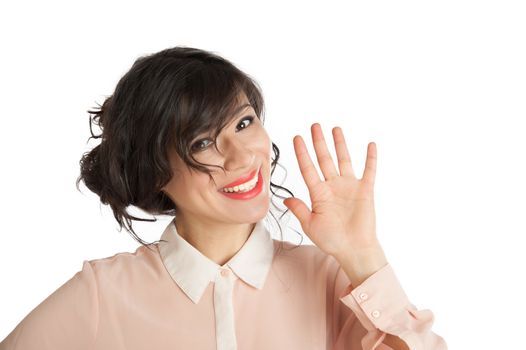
[{"xmin": 222, "ymin": 172, "xmax": 259, "ymax": 193}]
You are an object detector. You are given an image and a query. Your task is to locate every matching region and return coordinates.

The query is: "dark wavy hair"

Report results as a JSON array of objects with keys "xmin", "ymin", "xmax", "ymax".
[{"xmin": 76, "ymin": 46, "xmax": 303, "ymax": 253}]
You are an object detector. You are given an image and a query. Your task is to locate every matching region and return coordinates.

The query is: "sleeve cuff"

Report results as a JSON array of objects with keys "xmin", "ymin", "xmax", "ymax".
[{"xmin": 338, "ymin": 263, "xmax": 410, "ymax": 332}]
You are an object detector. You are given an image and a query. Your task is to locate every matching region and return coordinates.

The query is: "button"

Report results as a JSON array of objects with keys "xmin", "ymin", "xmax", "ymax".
[
  {"xmin": 359, "ymin": 292, "xmax": 369, "ymax": 301},
  {"xmin": 220, "ymin": 268, "xmax": 230, "ymax": 277},
  {"xmin": 371, "ymin": 310, "xmax": 381, "ymax": 318}
]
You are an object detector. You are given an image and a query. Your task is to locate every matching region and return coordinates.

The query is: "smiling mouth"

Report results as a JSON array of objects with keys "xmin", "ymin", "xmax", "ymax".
[
  {"xmin": 219, "ymin": 168, "xmax": 264, "ymax": 199},
  {"xmin": 220, "ymin": 168, "xmax": 260, "ymax": 193}
]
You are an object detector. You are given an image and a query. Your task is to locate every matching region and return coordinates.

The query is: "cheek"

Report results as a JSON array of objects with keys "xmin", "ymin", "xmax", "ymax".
[
  {"xmin": 184, "ymin": 171, "xmax": 215, "ymax": 190},
  {"xmin": 170, "ymin": 168, "xmax": 213, "ymax": 193}
]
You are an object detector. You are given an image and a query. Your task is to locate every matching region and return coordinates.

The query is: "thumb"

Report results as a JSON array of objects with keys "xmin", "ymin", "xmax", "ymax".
[{"xmin": 283, "ymin": 197, "xmax": 312, "ymax": 230}]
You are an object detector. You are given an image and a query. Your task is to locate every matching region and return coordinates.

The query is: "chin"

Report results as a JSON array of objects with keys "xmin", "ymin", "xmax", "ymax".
[{"xmin": 237, "ymin": 203, "xmax": 270, "ymax": 224}]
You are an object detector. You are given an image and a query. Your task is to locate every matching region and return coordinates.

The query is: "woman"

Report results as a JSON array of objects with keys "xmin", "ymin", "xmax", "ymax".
[{"xmin": 0, "ymin": 47, "xmax": 447, "ymax": 350}]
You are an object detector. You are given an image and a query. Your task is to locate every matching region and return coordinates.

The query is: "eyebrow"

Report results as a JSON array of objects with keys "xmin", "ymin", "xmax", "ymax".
[
  {"xmin": 192, "ymin": 103, "xmax": 254, "ymax": 142},
  {"xmin": 231, "ymin": 103, "xmax": 253, "ymax": 117}
]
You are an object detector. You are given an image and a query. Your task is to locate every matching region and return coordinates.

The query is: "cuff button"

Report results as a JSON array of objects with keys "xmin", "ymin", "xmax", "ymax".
[{"xmin": 371, "ymin": 310, "xmax": 381, "ymax": 318}]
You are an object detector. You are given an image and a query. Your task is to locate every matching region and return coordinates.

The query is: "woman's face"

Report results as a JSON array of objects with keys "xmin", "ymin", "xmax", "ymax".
[{"xmin": 161, "ymin": 93, "xmax": 272, "ymax": 226}]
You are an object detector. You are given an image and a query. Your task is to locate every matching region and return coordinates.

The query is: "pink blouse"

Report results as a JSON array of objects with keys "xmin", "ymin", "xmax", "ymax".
[{"xmin": 0, "ymin": 218, "xmax": 447, "ymax": 349}]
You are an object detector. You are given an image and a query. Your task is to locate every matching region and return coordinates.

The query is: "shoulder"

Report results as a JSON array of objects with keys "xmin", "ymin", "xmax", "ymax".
[
  {"xmin": 271, "ymin": 238, "xmax": 341, "ymax": 273},
  {"xmin": 84, "ymin": 244, "xmax": 165, "ymax": 284},
  {"xmin": 268, "ymin": 239, "xmax": 348, "ymax": 297}
]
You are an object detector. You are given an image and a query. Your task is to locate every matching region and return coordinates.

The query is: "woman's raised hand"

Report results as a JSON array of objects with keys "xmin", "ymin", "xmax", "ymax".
[{"xmin": 283, "ymin": 123, "xmax": 383, "ymax": 264}]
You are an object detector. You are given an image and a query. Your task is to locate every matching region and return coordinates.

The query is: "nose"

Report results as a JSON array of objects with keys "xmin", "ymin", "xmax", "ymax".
[{"xmin": 221, "ymin": 139, "xmax": 255, "ymax": 172}]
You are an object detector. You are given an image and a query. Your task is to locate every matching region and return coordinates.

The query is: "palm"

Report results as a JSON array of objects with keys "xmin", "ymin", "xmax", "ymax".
[{"xmin": 283, "ymin": 123, "xmax": 379, "ymax": 260}]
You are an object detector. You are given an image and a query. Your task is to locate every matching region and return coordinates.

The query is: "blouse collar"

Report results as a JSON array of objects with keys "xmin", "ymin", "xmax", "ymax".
[{"xmin": 158, "ymin": 218, "xmax": 275, "ymax": 304}]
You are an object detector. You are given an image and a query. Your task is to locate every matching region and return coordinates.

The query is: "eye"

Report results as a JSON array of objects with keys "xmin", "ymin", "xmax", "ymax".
[
  {"xmin": 191, "ymin": 138, "xmax": 213, "ymax": 152},
  {"xmin": 236, "ymin": 116, "xmax": 254, "ymax": 131},
  {"xmin": 191, "ymin": 116, "xmax": 255, "ymax": 152}
]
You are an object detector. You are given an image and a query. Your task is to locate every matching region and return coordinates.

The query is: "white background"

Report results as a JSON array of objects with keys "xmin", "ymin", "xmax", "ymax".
[{"xmin": 1, "ymin": 1, "xmax": 525, "ymax": 348}]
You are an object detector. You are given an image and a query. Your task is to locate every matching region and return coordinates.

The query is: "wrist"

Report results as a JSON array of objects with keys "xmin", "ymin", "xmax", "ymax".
[{"xmin": 335, "ymin": 243, "xmax": 388, "ymax": 287}]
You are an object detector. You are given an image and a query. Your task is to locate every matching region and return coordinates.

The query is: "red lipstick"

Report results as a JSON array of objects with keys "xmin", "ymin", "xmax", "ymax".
[
  {"xmin": 221, "ymin": 168, "xmax": 258, "ymax": 189},
  {"xmin": 219, "ymin": 168, "xmax": 263, "ymax": 200}
]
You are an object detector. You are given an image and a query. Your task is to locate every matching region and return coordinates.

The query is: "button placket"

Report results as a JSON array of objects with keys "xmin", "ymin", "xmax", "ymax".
[{"xmin": 214, "ymin": 268, "xmax": 237, "ymax": 350}]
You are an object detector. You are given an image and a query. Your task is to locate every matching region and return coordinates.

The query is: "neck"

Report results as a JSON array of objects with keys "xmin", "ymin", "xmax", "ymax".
[{"xmin": 174, "ymin": 213, "xmax": 256, "ymax": 266}]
